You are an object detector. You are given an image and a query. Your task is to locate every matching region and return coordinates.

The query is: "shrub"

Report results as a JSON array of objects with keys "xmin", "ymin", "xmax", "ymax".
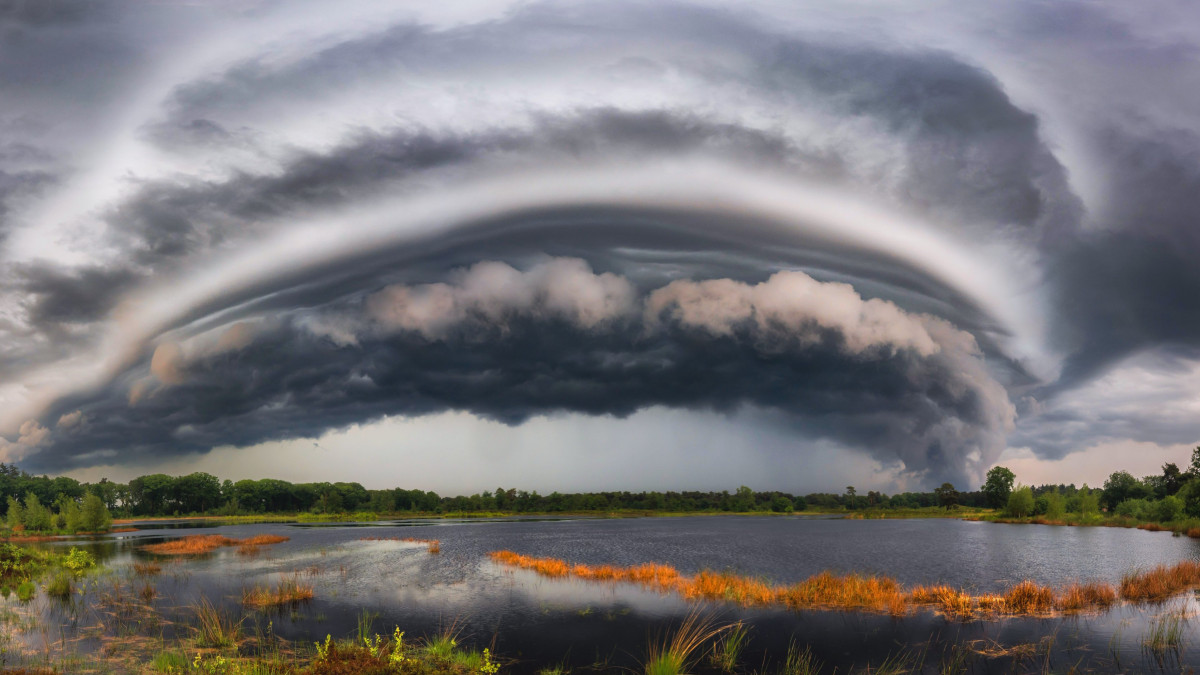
[
  {"xmin": 1157, "ymin": 495, "xmax": 1184, "ymax": 522},
  {"xmin": 1006, "ymin": 487, "xmax": 1035, "ymax": 518}
]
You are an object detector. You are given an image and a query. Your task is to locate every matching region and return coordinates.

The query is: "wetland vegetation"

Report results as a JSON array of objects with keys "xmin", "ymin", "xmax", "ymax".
[{"xmin": 5, "ymin": 458, "xmax": 1200, "ymax": 672}]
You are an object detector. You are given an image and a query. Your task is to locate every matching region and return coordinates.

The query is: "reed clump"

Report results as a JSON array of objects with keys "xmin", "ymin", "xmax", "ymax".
[
  {"xmin": 241, "ymin": 575, "xmax": 314, "ymax": 609},
  {"xmin": 1003, "ymin": 580, "xmax": 1056, "ymax": 614},
  {"xmin": 1120, "ymin": 560, "xmax": 1200, "ymax": 602},
  {"xmin": 132, "ymin": 561, "xmax": 162, "ymax": 576},
  {"xmin": 1057, "ymin": 581, "xmax": 1117, "ymax": 612},
  {"xmin": 143, "ymin": 533, "xmax": 289, "ymax": 555}
]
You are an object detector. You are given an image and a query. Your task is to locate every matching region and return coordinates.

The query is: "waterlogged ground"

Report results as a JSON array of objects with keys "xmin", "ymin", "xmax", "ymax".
[{"xmin": 4, "ymin": 515, "xmax": 1200, "ymax": 673}]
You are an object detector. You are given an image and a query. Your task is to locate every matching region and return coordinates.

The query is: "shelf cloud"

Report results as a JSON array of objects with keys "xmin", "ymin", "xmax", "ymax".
[{"xmin": 2, "ymin": 0, "xmax": 1199, "ymax": 490}]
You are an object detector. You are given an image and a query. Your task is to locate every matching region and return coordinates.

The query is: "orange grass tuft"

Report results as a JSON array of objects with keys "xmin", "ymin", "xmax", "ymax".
[
  {"xmin": 241, "ymin": 575, "xmax": 314, "ymax": 609},
  {"xmin": 142, "ymin": 534, "xmax": 289, "ymax": 556},
  {"xmin": 1057, "ymin": 582, "xmax": 1117, "ymax": 612},
  {"xmin": 132, "ymin": 561, "xmax": 162, "ymax": 576},
  {"xmin": 1187, "ymin": 527, "xmax": 1200, "ymax": 539},
  {"xmin": 1003, "ymin": 580, "xmax": 1056, "ymax": 614},
  {"xmin": 1120, "ymin": 560, "xmax": 1200, "ymax": 602}
]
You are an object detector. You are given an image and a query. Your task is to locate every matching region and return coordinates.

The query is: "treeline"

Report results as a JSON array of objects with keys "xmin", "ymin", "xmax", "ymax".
[
  {"xmin": 0, "ymin": 463, "xmax": 987, "ymax": 518},
  {"xmin": 989, "ymin": 447, "xmax": 1200, "ymax": 524}
]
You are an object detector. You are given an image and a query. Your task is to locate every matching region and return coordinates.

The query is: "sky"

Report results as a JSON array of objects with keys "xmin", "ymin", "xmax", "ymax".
[{"xmin": 1, "ymin": 0, "xmax": 1199, "ymax": 495}]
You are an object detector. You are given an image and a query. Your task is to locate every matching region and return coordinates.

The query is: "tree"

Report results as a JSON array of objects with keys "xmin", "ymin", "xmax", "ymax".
[
  {"xmin": 770, "ymin": 496, "xmax": 794, "ymax": 513},
  {"xmin": 1101, "ymin": 471, "xmax": 1148, "ymax": 511},
  {"xmin": 934, "ymin": 483, "xmax": 959, "ymax": 509},
  {"xmin": 79, "ymin": 493, "xmax": 112, "ymax": 532},
  {"xmin": 22, "ymin": 492, "xmax": 52, "ymax": 531},
  {"xmin": 5, "ymin": 495, "xmax": 24, "ymax": 530},
  {"xmin": 981, "ymin": 466, "xmax": 1016, "ymax": 509},
  {"xmin": 1006, "ymin": 486, "xmax": 1035, "ymax": 517}
]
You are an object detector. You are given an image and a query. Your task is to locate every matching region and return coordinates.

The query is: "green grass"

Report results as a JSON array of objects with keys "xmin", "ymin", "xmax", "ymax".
[
  {"xmin": 15, "ymin": 579, "xmax": 35, "ymax": 602},
  {"xmin": 151, "ymin": 650, "xmax": 188, "ymax": 673},
  {"xmin": 1143, "ymin": 610, "xmax": 1186, "ymax": 654},
  {"xmin": 44, "ymin": 570, "xmax": 72, "ymax": 599},
  {"xmin": 643, "ymin": 612, "xmax": 730, "ymax": 675},
  {"xmin": 193, "ymin": 596, "xmax": 243, "ymax": 648},
  {"xmin": 709, "ymin": 621, "xmax": 750, "ymax": 672},
  {"xmin": 781, "ymin": 640, "xmax": 822, "ymax": 675}
]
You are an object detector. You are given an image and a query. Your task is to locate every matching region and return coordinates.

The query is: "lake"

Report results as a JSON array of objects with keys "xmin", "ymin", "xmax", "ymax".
[{"xmin": 9, "ymin": 515, "xmax": 1200, "ymax": 673}]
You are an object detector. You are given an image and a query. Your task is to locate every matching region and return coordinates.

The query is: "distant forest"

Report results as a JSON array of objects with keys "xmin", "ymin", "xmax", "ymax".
[
  {"xmin": 1, "ymin": 461, "xmax": 999, "ymax": 517},
  {"xmin": 7, "ymin": 458, "xmax": 1196, "ymax": 520}
]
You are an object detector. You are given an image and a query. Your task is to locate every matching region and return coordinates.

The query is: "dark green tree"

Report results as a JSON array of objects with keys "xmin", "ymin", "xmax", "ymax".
[
  {"xmin": 981, "ymin": 466, "xmax": 1016, "ymax": 509},
  {"xmin": 934, "ymin": 483, "xmax": 959, "ymax": 509}
]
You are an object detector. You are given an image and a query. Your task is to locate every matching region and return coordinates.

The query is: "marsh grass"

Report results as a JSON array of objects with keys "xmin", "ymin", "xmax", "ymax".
[
  {"xmin": 242, "ymin": 576, "xmax": 314, "ymax": 609},
  {"xmin": 492, "ymin": 550, "xmax": 1200, "ymax": 618},
  {"xmin": 781, "ymin": 640, "xmax": 822, "ymax": 675},
  {"xmin": 1120, "ymin": 560, "xmax": 1200, "ymax": 601},
  {"xmin": 1143, "ymin": 609, "xmax": 1187, "ymax": 654},
  {"xmin": 642, "ymin": 612, "xmax": 730, "ymax": 675},
  {"xmin": 143, "ymin": 534, "xmax": 289, "ymax": 556},
  {"xmin": 44, "ymin": 571, "xmax": 72, "ymax": 599},
  {"xmin": 15, "ymin": 579, "xmax": 35, "ymax": 602},
  {"xmin": 132, "ymin": 561, "xmax": 162, "ymax": 576},
  {"xmin": 709, "ymin": 621, "xmax": 749, "ymax": 672},
  {"xmin": 193, "ymin": 596, "xmax": 243, "ymax": 648}
]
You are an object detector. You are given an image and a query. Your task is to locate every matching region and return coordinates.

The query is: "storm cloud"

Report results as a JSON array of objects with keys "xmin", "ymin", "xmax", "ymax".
[{"xmin": 1, "ymin": 0, "xmax": 1199, "ymax": 491}]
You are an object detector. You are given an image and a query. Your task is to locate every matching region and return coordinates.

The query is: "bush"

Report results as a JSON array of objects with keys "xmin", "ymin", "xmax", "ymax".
[
  {"xmin": 1006, "ymin": 487, "xmax": 1035, "ymax": 518},
  {"xmin": 770, "ymin": 496, "xmax": 794, "ymax": 513},
  {"xmin": 1115, "ymin": 498, "xmax": 1153, "ymax": 520},
  {"xmin": 1157, "ymin": 496, "xmax": 1185, "ymax": 522}
]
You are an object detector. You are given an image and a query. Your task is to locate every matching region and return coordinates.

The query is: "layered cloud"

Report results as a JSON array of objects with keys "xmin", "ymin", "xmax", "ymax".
[{"xmin": 0, "ymin": 0, "xmax": 1198, "ymax": 490}]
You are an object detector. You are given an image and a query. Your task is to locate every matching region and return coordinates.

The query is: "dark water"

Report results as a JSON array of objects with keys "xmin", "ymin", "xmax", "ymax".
[{"xmin": 10, "ymin": 515, "xmax": 1200, "ymax": 673}]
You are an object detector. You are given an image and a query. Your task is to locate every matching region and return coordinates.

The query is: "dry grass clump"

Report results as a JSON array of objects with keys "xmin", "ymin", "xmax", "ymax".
[
  {"xmin": 144, "ymin": 534, "xmax": 237, "ymax": 555},
  {"xmin": 132, "ymin": 561, "xmax": 162, "ymax": 576},
  {"xmin": 241, "ymin": 575, "xmax": 314, "ymax": 609},
  {"xmin": 143, "ymin": 533, "xmax": 289, "ymax": 556},
  {"xmin": 782, "ymin": 571, "xmax": 905, "ymax": 612},
  {"xmin": 910, "ymin": 585, "xmax": 974, "ymax": 617},
  {"xmin": 1120, "ymin": 560, "xmax": 1200, "ymax": 602},
  {"xmin": 1057, "ymin": 582, "xmax": 1117, "ymax": 612},
  {"xmin": 1003, "ymin": 580, "xmax": 1056, "ymax": 614}
]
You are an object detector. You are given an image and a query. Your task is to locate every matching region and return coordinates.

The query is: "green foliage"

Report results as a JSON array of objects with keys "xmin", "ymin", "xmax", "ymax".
[
  {"xmin": 63, "ymin": 547, "xmax": 96, "ymax": 574},
  {"xmin": 1005, "ymin": 486, "xmax": 1035, "ymax": 518},
  {"xmin": 79, "ymin": 492, "xmax": 112, "ymax": 532},
  {"xmin": 44, "ymin": 570, "xmax": 72, "ymax": 598},
  {"xmin": 770, "ymin": 496, "xmax": 793, "ymax": 513},
  {"xmin": 1115, "ymin": 498, "xmax": 1153, "ymax": 520},
  {"xmin": 5, "ymin": 495, "xmax": 22, "ymax": 530},
  {"xmin": 1101, "ymin": 471, "xmax": 1150, "ymax": 511},
  {"xmin": 933, "ymin": 483, "xmax": 959, "ymax": 509},
  {"xmin": 1076, "ymin": 485, "xmax": 1100, "ymax": 517},
  {"xmin": 981, "ymin": 466, "xmax": 1015, "ymax": 509},
  {"xmin": 15, "ymin": 579, "xmax": 35, "ymax": 602},
  {"xmin": 151, "ymin": 650, "xmax": 188, "ymax": 673},
  {"xmin": 21, "ymin": 492, "xmax": 52, "ymax": 531},
  {"xmin": 1157, "ymin": 495, "xmax": 1184, "ymax": 522},
  {"xmin": 1042, "ymin": 490, "xmax": 1065, "ymax": 519}
]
